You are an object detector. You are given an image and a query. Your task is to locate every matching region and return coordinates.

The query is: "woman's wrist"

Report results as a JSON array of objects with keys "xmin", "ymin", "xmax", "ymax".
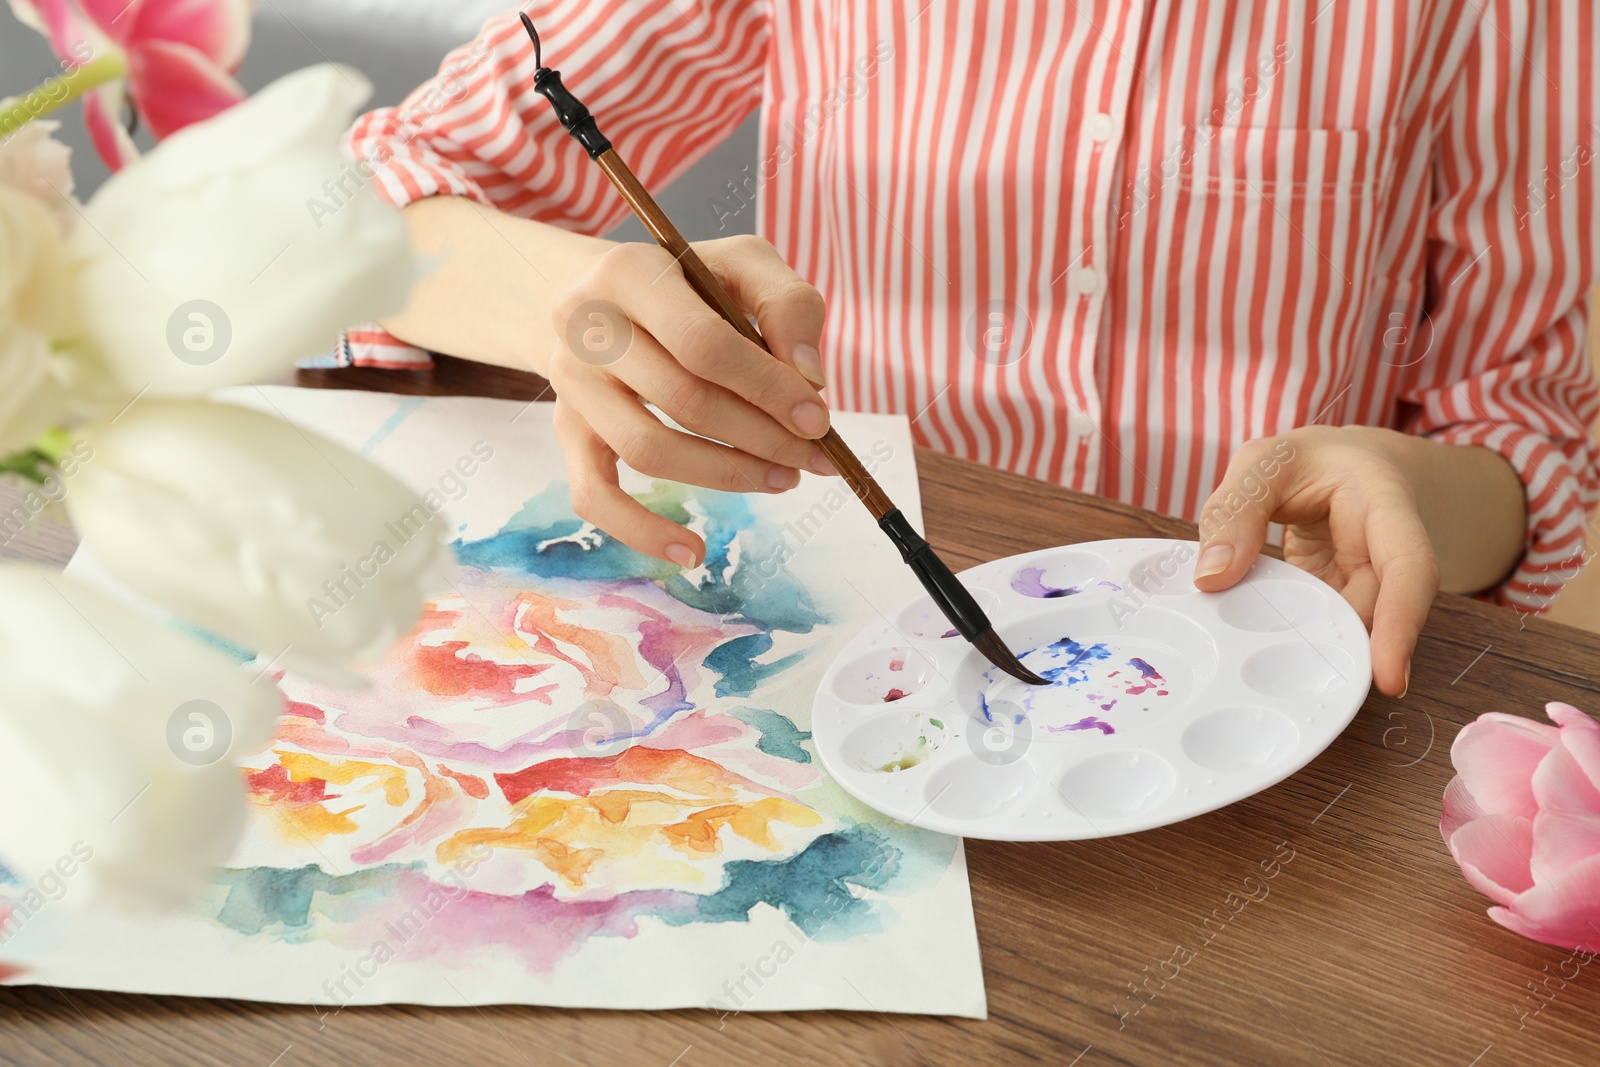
[
  {"xmin": 382, "ymin": 195, "xmax": 614, "ymax": 377},
  {"xmin": 1362, "ymin": 427, "xmax": 1527, "ymax": 594}
]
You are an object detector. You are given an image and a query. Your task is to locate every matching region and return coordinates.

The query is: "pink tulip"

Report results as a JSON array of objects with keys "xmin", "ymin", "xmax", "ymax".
[
  {"xmin": 1441, "ymin": 702, "xmax": 1600, "ymax": 953},
  {"xmin": 8, "ymin": 0, "xmax": 250, "ymax": 169}
]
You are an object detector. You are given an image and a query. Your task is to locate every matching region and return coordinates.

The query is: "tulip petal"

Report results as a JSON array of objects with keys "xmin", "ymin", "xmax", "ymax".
[
  {"xmin": 125, "ymin": 0, "xmax": 250, "ymax": 71},
  {"xmin": 1531, "ymin": 809, "xmax": 1600, "ymax": 881},
  {"xmin": 5, "ymin": 0, "xmax": 46, "ymax": 33},
  {"xmin": 6, "ymin": 0, "xmax": 84, "ymax": 57},
  {"xmin": 1533, "ymin": 744, "xmax": 1600, "ymax": 817},
  {"xmin": 74, "ymin": 0, "xmax": 145, "ymax": 45},
  {"xmin": 1441, "ymin": 775, "xmax": 1488, "ymax": 839},
  {"xmin": 82, "ymin": 83, "xmax": 140, "ymax": 172},
  {"xmin": 1450, "ymin": 713, "xmax": 1560, "ymax": 819},
  {"xmin": 1448, "ymin": 814, "xmax": 1536, "ymax": 905},
  {"xmin": 1547, "ymin": 702, "xmax": 1600, "ymax": 798},
  {"xmin": 1487, "ymin": 854, "xmax": 1600, "ymax": 954},
  {"xmin": 0, "ymin": 563, "xmax": 284, "ymax": 908},
  {"xmin": 124, "ymin": 39, "xmax": 245, "ymax": 141}
]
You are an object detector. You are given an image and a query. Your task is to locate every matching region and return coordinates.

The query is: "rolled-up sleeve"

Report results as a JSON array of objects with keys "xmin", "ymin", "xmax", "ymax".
[
  {"xmin": 1403, "ymin": 0, "xmax": 1600, "ymax": 612},
  {"xmin": 342, "ymin": 0, "xmax": 769, "ymax": 227}
]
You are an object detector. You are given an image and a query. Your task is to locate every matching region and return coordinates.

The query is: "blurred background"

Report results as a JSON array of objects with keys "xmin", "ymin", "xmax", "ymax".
[
  {"xmin": 2, "ymin": 3, "xmax": 1594, "ymax": 627},
  {"xmin": 0, "ymin": 0, "xmax": 758, "ymax": 243}
]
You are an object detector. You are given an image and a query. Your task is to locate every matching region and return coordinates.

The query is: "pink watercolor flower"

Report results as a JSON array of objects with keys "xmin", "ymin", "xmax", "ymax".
[
  {"xmin": 1441, "ymin": 702, "xmax": 1600, "ymax": 953},
  {"xmin": 9, "ymin": 0, "xmax": 250, "ymax": 169}
]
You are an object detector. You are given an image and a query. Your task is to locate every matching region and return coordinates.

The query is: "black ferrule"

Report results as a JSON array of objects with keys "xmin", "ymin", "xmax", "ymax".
[
  {"xmin": 878, "ymin": 509, "xmax": 991, "ymax": 641},
  {"xmin": 532, "ymin": 68, "xmax": 612, "ymax": 158}
]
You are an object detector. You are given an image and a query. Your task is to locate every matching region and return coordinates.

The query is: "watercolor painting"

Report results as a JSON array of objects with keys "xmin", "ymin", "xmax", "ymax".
[{"xmin": 0, "ymin": 391, "xmax": 985, "ymax": 1017}]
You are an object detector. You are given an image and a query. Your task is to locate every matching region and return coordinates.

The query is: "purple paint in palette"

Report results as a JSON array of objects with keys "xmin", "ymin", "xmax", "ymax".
[
  {"xmin": 1011, "ymin": 566, "xmax": 1083, "ymax": 599},
  {"xmin": 1010, "ymin": 567, "xmax": 1123, "ymax": 598},
  {"xmin": 1045, "ymin": 716, "xmax": 1115, "ymax": 735}
]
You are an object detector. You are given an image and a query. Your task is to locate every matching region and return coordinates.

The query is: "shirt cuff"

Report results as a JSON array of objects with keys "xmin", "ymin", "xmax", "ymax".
[
  {"xmin": 326, "ymin": 323, "xmax": 435, "ymax": 370},
  {"xmin": 343, "ymin": 108, "xmax": 495, "ymax": 212}
]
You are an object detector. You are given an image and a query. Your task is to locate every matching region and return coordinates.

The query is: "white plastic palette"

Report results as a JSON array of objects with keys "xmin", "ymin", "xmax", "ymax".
[{"xmin": 813, "ymin": 539, "xmax": 1373, "ymax": 841}]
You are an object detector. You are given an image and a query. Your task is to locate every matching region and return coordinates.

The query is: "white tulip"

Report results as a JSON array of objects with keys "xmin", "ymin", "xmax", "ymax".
[
  {"xmin": 0, "ymin": 117, "xmax": 75, "ymax": 233},
  {"xmin": 0, "ymin": 182, "xmax": 112, "ymax": 454},
  {"xmin": 66, "ymin": 398, "xmax": 456, "ymax": 686},
  {"xmin": 70, "ymin": 64, "xmax": 417, "ymax": 397},
  {"xmin": 0, "ymin": 563, "xmax": 283, "ymax": 910}
]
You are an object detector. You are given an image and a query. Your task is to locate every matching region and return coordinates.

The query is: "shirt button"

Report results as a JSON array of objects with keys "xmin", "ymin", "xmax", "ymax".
[
  {"xmin": 1070, "ymin": 409, "xmax": 1097, "ymax": 440},
  {"xmin": 1067, "ymin": 266, "xmax": 1100, "ymax": 295},
  {"xmin": 1086, "ymin": 112, "xmax": 1115, "ymax": 143}
]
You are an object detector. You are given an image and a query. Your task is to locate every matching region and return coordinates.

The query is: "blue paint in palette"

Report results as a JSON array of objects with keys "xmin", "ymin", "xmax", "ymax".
[{"xmin": 977, "ymin": 636, "xmax": 1175, "ymax": 736}]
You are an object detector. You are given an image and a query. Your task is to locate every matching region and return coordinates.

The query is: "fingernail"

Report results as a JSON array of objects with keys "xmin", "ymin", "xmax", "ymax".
[
  {"xmin": 1399, "ymin": 661, "xmax": 1411, "ymax": 700},
  {"xmin": 1195, "ymin": 543, "xmax": 1234, "ymax": 579},
  {"xmin": 665, "ymin": 543, "xmax": 696, "ymax": 568},
  {"xmin": 792, "ymin": 343, "xmax": 826, "ymax": 387},
  {"xmin": 810, "ymin": 448, "xmax": 838, "ymax": 477},
  {"xmin": 792, "ymin": 401, "xmax": 828, "ymax": 437},
  {"xmin": 767, "ymin": 466, "xmax": 801, "ymax": 490}
]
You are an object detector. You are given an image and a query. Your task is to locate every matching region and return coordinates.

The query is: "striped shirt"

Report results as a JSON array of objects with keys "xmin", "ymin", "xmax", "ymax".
[{"xmin": 343, "ymin": 0, "xmax": 1600, "ymax": 611}]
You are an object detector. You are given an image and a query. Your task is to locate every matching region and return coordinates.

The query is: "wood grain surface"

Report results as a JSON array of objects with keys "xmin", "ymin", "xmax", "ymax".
[{"xmin": 3, "ymin": 356, "xmax": 1597, "ymax": 1067}]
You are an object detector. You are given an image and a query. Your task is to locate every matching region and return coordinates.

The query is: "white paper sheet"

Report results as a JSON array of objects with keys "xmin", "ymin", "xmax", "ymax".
[{"xmin": 1, "ymin": 387, "xmax": 986, "ymax": 1019}]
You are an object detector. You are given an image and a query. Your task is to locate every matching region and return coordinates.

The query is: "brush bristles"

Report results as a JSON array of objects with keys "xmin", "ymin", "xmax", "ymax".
[{"xmin": 971, "ymin": 629, "xmax": 1049, "ymax": 685}]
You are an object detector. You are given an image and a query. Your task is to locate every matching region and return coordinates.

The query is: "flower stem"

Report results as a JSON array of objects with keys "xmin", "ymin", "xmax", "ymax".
[
  {"xmin": 0, "ymin": 54, "xmax": 126, "ymax": 133},
  {"xmin": 0, "ymin": 450, "xmax": 52, "ymax": 485},
  {"xmin": 32, "ymin": 428, "xmax": 74, "ymax": 466}
]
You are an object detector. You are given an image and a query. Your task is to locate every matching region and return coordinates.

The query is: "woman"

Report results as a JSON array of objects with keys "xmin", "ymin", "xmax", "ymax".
[{"xmin": 338, "ymin": 1, "xmax": 1599, "ymax": 699}]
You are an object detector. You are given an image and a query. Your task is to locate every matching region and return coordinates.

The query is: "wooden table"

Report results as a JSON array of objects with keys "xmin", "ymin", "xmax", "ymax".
[{"xmin": 4, "ymin": 357, "xmax": 1598, "ymax": 1067}]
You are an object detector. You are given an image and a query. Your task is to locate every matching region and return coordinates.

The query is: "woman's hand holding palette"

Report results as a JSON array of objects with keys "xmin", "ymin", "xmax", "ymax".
[{"xmin": 813, "ymin": 539, "xmax": 1373, "ymax": 841}]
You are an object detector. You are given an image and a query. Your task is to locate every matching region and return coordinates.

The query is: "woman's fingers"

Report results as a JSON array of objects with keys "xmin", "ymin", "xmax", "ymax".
[
  {"xmin": 554, "ymin": 402, "xmax": 706, "ymax": 567},
  {"xmin": 585, "ymin": 243, "xmax": 831, "ymax": 440},
  {"xmin": 698, "ymin": 234, "xmax": 829, "ymax": 387},
  {"xmin": 605, "ymin": 333, "xmax": 834, "ymax": 476},
  {"xmin": 1193, "ymin": 439, "xmax": 1296, "ymax": 591},
  {"xmin": 1365, "ymin": 490, "xmax": 1441, "ymax": 697},
  {"xmin": 561, "ymin": 373, "xmax": 803, "ymax": 496},
  {"xmin": 547, "ymin": 235, "xmax": 841, "ymax": 563}
]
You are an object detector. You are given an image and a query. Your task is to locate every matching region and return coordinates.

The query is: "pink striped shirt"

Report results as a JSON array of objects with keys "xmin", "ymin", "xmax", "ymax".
[{"xmin": 343, "ymin": 0, "xmax": 1600, "ymax": 611}]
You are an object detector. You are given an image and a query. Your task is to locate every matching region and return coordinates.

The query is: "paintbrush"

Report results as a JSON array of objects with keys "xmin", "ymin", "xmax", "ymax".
[{"xmin": 518, "ymin": 14, "xmax": 1045, "ymax": 686}]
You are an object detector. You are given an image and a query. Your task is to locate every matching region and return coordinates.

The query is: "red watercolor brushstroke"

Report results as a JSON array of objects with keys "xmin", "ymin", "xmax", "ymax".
[
  {"xmin": 437, "ymin": 764, "xmax": 491, "ymax": 800},
  {"xmin": 884, "ymin": 688, "xmax": 908, "ymax": 702},
  {"xmin": 283, "ymin": 698, "xmax": 326, "ymax": 724},
  {"xmin": 246, "ymin": 763, "xmax": 329, "ymax": 804},
  {"xmin": 497, "ymin": 747, "xmax": 735, "ymax": 804},
  {"xmin": 402, "ymin": 641, "xmax": 550, "ymax": 703},
  {"xmin": 0, "ymin": 962, "xmax": 25, "ymax": 981}
]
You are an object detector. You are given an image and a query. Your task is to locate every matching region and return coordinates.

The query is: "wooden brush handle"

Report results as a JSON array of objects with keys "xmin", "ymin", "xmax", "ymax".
[{"xmin": 595, "ymin": 149, "xmax": 895, "ymax": 518}]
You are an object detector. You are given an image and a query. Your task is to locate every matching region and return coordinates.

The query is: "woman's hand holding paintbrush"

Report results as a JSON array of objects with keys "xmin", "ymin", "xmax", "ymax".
[
  {"xmin": 545, "ymin": 235, "xmax": 842, "ymax": 568},
  {"xmin": 385, "ymin": 205, "xmax": 840, "ymax": 567}
]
